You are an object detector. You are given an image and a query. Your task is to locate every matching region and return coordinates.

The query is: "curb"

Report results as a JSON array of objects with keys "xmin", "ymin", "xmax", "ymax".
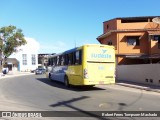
[
  {"xmin": 116, "ymin": 83, "xmax": 160, "ymax": 93},
  {"xmin": 0, "ymin": 73, "xmax": 34, "ymax": 79}
]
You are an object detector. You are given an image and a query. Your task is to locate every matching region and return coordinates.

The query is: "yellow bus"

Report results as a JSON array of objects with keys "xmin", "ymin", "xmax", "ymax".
[{"xmin": 47, "ymin": 44, "xmax": 115, "ymax": 87}]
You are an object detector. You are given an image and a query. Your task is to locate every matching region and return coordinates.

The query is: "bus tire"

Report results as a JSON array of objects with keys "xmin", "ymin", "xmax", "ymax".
[
  {"xmin": 49, "ymin": 74, "xmax": 52, "ymax": 80},
  {"xmin": 64, "ymin": 76, "xmax": 70, "ymax": 87}
]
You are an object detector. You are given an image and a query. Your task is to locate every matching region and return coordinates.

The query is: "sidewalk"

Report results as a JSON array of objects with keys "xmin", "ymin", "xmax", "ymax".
[
  {"xmin": 116, "ymin": 80, "xmax": 160, "ymax": 93},
  {"xmin": 0, "ymin": 71, "xmax": 34, "ymax": 79}
]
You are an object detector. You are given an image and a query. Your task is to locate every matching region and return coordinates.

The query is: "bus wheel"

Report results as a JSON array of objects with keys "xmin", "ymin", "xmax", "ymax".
[
  {"xmin": 64, "ymin": 76, "xmax": 70, "ymax": 87},
  {"xmin": 49, "ymin": 74, "xmax": 52, "ymax": 80}
]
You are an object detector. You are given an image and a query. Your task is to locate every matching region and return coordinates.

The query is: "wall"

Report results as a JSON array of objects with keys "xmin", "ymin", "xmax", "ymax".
[
  {"xmin": 9, "ymin": 50, "xmax": 38, "ymax": 72},
  {"xmin": 103, "ymin": 19, "xmax": 117, "ymax": 33},
  {"xmin": 117, "ymin": 64, "xmax": 160, "ymax": 86},
  {"xmin": 117, "ymin": 19, "xmax": 149, "ymax": 30},
  {"xmin": 8, "ymin": 37, "xmax": 39, "ymax": 72},
  {"xmin": 19, "ymin": 53, "xmax": 38, "ymax": 72},
  {"xmin": 150, "ymin": 36, "xmax": 160, "ymax": 54},
  {"xmin": 117, "ymin": 32, "xmax": 149, "ymax": 54},
  {"xmin": 101, "ymin": 33, "xmax": 118, "ymax": 52}
]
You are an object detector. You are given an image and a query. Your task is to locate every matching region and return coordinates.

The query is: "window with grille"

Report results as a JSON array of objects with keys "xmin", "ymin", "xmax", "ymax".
[
  {"xmin": 22, "ymin": 54, "xmax": 27, "ymax": 65},
  {"xmin": 127, "ymin": 36, "xmax": 140, "ymax": 46},
  {"xmin": 32, "ymin": 54, "xmax": 36, "ymax": 65}
]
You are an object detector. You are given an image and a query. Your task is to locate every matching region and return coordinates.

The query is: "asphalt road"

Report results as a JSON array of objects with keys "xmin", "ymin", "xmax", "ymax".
[{"xmin": 0, "ymin": 74, "xmax": 160, "ymax": 120}]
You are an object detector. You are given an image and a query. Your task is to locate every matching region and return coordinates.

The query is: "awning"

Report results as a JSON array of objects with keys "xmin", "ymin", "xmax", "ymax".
[
  {"xmin": 6, "ymin": 58, "xmax": 19, "ymax": 64},
  {"xmin": 125, "ymin": 35, "xmax": 142, "ymax": 39},
  {"xmin": 97, "ymin": 32, "xmax": 111, "ymax": 40},
  {"xmin": 148, "ymin": 31, "xmax": 160, "ymax": 35}
]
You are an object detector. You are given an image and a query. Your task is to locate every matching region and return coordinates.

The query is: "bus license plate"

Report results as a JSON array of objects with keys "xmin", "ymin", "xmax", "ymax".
[{"xmin": 99, "ymin": 81, "xmax": 104, "ymax": 84}]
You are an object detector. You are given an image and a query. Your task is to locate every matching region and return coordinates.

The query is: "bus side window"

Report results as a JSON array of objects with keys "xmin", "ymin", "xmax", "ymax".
[
  {"xmin": 53, "ymin": 57, "xmax": 57, "ymax": 66},
  {"xmin": 61, "ymin": 55, "xmax": 65, "ymax": 65},
  {"xmin": 75, "ymin": 51, "xmax": 80, "ymax": 65},
  {"xmin": 48, "ymin": 58, "xmax": 51, "ymax": 66},
  {"xmin": 75, "ymin": 50, "xmax": 82, "ymax": 65},
  {"xmin": 56, "ymin": 56, "xmax": 59, "ymax": 65},
  {"xmin": 68, "ymin": 54, "xmax": 72, "ymax": 65},
  {"xmin": 50, "ymin": 58, "xmax": 53, "ymax": 66},
  {"xmin": 58, "ymin": 56, "xmax": 62, "ymax": 65},
  {"xmin": 52, "ymin": 57, "xmax": 54, "ymax": 66},
  {"xmin": 72, "ymin": 52, "xmax": 76, "ymax": 65},
  {"xmin": 65, "ymin": 54, "xmax": 69, "ymax": 65},
  {"xmin": 79, "ymin": 50, "xmax": 82, "ymax": 64}
]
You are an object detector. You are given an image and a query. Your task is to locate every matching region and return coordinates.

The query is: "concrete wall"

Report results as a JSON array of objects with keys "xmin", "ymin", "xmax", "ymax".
[
  {"xmin": 9, "ymin": 52, "xmax": 38, "ymax": 72},
  {"xmin": 117, "ymin": 64, "xmax": 160, "ymax": 86},
  {"xmin": 19, "ymin": 53, "xmax": 38, "ymax": 72},
  {"xmin": 9, "ymin": 37, "xmax": 39, "ymax": 72},
  {"xmin": 103, "ymin": 19, "xmax": 117, "ymax": 33}
]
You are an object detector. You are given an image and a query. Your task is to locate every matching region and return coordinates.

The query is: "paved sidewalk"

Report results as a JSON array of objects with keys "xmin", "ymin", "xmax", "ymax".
[
  {"xmin": 0, "ymin": 71, "xmax": 34, "ymax": 79},
  {"xmin": 116, "ymin": 80, "xmax": 160, "ymax": 93}
]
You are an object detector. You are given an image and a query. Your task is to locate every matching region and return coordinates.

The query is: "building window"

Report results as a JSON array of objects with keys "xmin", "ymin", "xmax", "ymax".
[
  {"xmin": 22, "ymin": 54, "xmax": 27, "ymax": 65},
  {"xmin": 152, "ymin": 35, "xmax": 160, "ymax": 49},
  {"xmin": 127, "ymin": 37, "xmax": 140, "ymax": 46},
  {"xmin": 153, "ymin": 35, "xmax": 160, "ymax": 41},
  {"xmin": 108, "ymin": 41, "xmax": 112, "ymax": 45},
  {"xmin": 107, "ymin": 25, "xmax": 109, "ymax": 29},
  {"xmin": 32, "ymin": 54, "xmax": 36, "ymax": 65}
]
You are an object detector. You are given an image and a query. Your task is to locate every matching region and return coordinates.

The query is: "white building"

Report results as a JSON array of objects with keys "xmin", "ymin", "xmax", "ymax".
[{"xmin": 8, "ymin": 37, "xmax": 40, "ymax": 72}]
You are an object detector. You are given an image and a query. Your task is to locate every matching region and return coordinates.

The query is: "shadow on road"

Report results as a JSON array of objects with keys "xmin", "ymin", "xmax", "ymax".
[
  {"xmin": 118, "ymin": 89, "xmax": 143, "ymax": 112},
  {"xmin": 35, "ymin": 76, "xmax": 106, "ymax": 92},
  {"xmin": 49, "ymin": 96, "xmax": 111, "ymax": 120}
]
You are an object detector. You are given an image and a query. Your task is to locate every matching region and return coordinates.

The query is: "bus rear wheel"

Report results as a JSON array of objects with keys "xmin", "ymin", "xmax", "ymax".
[{"xmin": 64, "ymin": 76, "xmax": 70, "ymax": 87}]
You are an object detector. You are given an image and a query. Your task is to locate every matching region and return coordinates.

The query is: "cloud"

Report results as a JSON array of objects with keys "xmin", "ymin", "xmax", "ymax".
[
  {"xmin": 39, "ymin": 41, "xmax": 69, "ymax": 53},
  {"xmin": 9, "ymin": 37, "xmax": 40, "ymax": 58},
  {"xmin": 16, "ymin": 37, "xmax": 40, "ymax": 52}
]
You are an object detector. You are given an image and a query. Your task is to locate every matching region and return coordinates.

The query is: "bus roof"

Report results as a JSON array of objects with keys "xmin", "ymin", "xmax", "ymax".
[
  {"xmin": 49, "ymin": 44, "xmax": 114, "ymax": 58},
  {"xmin": 63, "ymin": 47, "xmax": 78, "ymax": 54}
]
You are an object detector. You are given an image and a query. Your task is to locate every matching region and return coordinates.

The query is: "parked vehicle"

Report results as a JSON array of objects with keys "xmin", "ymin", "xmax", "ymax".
[
  {"xmin": 2, "ymin": 68, "xmax": 9, "ymax": 74},
  {"xmin": 35, "ymin": 68, "xmax": 46, "ymax": 75}
]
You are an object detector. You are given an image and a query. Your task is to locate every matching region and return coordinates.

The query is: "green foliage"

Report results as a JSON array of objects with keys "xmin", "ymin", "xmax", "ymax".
[{"xmin": 0, "ymin": 25, "xmax": 27, "ymax": 58}]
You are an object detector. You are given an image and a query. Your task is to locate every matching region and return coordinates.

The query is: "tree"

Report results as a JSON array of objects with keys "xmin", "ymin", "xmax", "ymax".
[{"xmin": 0, "ymin": 25, "xmax": 27, "ymax": 72}]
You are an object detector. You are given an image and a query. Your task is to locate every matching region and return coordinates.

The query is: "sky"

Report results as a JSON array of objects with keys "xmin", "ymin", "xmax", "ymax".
[{"xmin": 0, "ymin": 0, "xmax": 160, "ymax": 54}]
